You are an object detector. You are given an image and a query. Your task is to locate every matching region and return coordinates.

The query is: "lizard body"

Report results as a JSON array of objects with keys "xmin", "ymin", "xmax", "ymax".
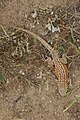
[{"xmin": 16, "ymin": 27, "xmax": 69, "ymax": 96}]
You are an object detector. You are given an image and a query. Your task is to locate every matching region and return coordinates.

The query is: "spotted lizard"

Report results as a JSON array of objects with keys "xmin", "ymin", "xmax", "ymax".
[{"xmin": 15, "ymin": 27, "xmax": 69, "ymax": 96}]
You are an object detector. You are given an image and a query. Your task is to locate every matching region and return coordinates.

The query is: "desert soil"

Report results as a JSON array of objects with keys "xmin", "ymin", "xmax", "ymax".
[{"xmin": 0, "ymin": 0, "xmax": 80, "ymax": 120}]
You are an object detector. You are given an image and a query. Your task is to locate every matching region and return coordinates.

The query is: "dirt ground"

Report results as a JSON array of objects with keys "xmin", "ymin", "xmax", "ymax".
[{"xmin": 0, "ymin": 0, "xmax": 80, "ymax": 120}]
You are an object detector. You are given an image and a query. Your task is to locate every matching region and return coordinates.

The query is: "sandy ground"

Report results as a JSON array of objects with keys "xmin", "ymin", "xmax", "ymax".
[{"xmin": 0, "ymin": 0, "xmax": 80, "ymax": 120}]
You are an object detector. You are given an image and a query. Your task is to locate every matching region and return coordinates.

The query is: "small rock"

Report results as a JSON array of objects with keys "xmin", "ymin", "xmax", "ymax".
[{"xmin": 31, "ymin": 10, "xmax": 37, "ymax": 18}]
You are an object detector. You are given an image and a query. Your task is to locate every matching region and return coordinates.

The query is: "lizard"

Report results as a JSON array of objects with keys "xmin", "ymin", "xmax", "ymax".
[{"xmin": 15, "ymin": 27, "xmax": 69, "ymax": 96}]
